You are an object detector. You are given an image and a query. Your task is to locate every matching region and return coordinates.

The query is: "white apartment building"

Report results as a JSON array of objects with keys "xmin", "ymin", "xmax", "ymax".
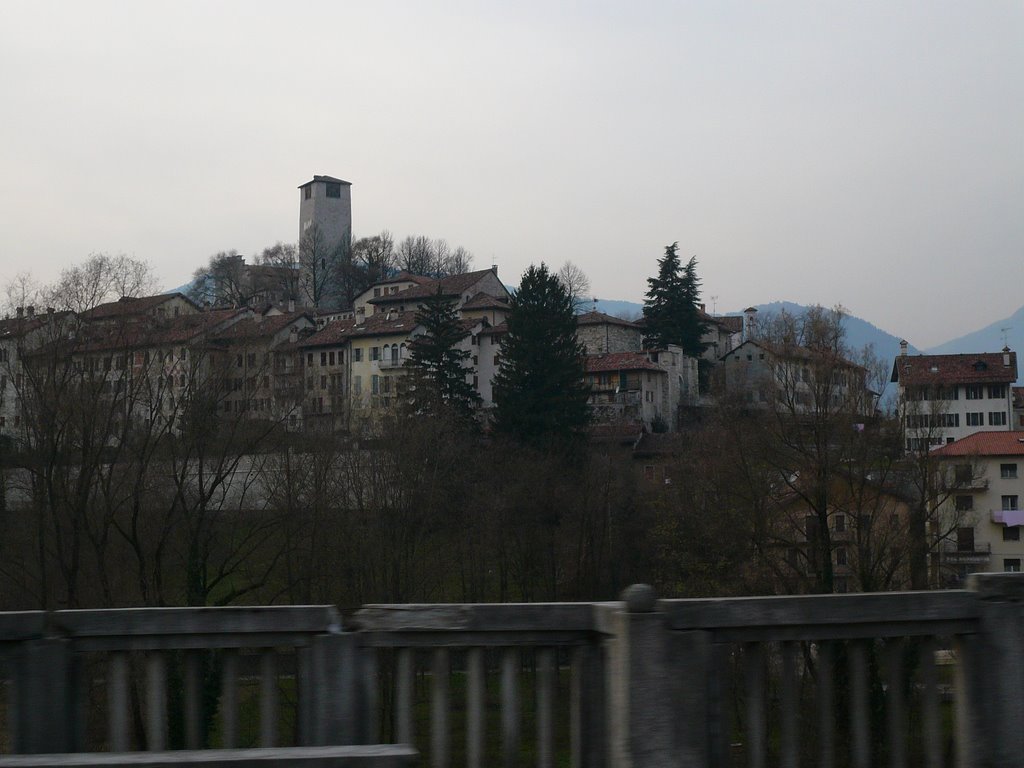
[
  {"xmin": 891, "ymin": 343, "xmax": 1017, "ymax": 450},
  {"xmin": 931, "ymin": 431, "xmax": 1024, "ymax": 585}
]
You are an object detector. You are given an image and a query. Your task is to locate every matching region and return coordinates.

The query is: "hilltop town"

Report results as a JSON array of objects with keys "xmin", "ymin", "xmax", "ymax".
[{"xmin": 1, "ymin": 175, "xmax": 1024, "ymax": 614}]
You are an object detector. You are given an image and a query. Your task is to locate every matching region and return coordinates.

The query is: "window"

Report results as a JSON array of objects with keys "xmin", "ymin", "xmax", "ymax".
[
  {"xmin": 834, "ymin": 515, "xmax": 846, "ymax": 532},
  {"xmin": 989, "ymin": 384, "xmax": 1007, "ymax": 399},
  {"xmin": 381, "ymin": 376, "xmax": 391, "ymax": 394},
  {"xmin": 965, "ymin": 385, "xmax": 983, "ymax": 400},
  {"xmin": 956, "ymin": 527, "xmax": 975, "ymax": 552},
  {"xmin": 371, "ymin": 375, "xmax": 379, "ymax": 394},
  {"xmin": 967, "ymin": 412, "xmax": 983, "ymax": 426},
  {"xmin": 955, "ymin": 464, "xmax": 973, "ymax": 483},
  {"xmin": 954, "ymin": 495, "xmax": 974, "ymax": 512},
  {"xmin": 236, "ymin": 355, "xmax": 243, "ymax": 368},
  {"xmin": 374, "ymin": 288, "xmax": 381, "ymax": 297},
  {"xmin": 1003, "ymin": 527, "xmax": 1020, "ymax": 542},
  {"xmin": 835, "ymin": 548, "xmax": 848, "ymax": 566},
  {"xmin": 326, "ymin": 182, "xmax": 341, "ymax": 198},
  {"xmin": 304, "ymin": 186, "xmax": 311, "ymax": 200},
  {"xmin": 1004, "ymin": 558, "xmax": 1021, "ymax": 573},
  {"xmin": 306, "ymin": 353, "xmax": 313, "ymax": 366},
  {"xmin": 1001, "ymin": 463, "xmax": 1018, "ymax": 479},
  {"xmin": 320, "ymin": 376, "xmax": 327, "ymax": 390},
  {"xmin": 643, "ymin": 465, "xmax": 655, "ymax": 481},
  {"xmin": 989, "ymin": 412, "xmax": 1007, "ymax": 426},
  {"xmin": 354, "ymin": 348, "xmax": 362, "ymax": 362},
  {"xmin": 321, "ymin": 352, "xmax": 327, "ymax": 366},
  {"xmin": 1002, "ymin": 495, "xmax": 1019, "ymax": 511},
  {"xmin": 371, "ymin": 347, "xmax": 380, "ymax": 361},
  {"xmin": 329, "ymin": 351, "xmax": 335, "ymax": 366},
  {"xmin": 354, "ymin": 376, "xmax": 361, "ymax": 395}
]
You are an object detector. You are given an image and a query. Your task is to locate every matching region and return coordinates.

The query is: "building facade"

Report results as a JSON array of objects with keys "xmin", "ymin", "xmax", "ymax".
[{"xmin": 891, "ymin": 343, "xmax": 1017, "ymax": 450}]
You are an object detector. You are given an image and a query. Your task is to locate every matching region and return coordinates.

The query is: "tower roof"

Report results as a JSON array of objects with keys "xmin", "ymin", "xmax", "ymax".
[{"xmin": 297, "ymin": 175, "xmax": 351, "ymax": 188}]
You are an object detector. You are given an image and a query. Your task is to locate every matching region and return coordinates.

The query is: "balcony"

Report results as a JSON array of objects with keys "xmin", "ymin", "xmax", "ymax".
[
  {"xmin": 939, "ymin": 539, "xmax": 992, "ymax": 565},
  {"xmin": 376, "ymin": 357, "xmax": 406, "ymax": 370}
]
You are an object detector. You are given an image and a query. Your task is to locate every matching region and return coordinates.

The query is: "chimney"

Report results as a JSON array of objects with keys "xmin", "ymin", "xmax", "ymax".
[
  {"xmin": 743, "ymin": 306, "xmax": 758, "ymax": 342},
  {"xmin": 1003, "ymin": 346, "xmax": 1011, "ymax": 367},
  {"xmin": 491, "ymin": 263, "xmax": 498, "ymax": 275},
  {"xmin": 700, "ymin": 303, "xmax": 706, "ymax": 313},
  {"xmin": 900, "ymin": 339, "xmax": 908, "ymax": 356},
  {"xmin": 16, "ymin": 307, "xmax": 23, "ymax": 319},
  {"xmin": 26, "ymin": 306, "xmax": 34, "ymax": 318},
  {"xmin": 46, "ymin": 306, "xmax": 54, "ymax": 314}
]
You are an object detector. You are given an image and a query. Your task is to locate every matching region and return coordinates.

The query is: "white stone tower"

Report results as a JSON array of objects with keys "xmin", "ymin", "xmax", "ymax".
[{"xmin": 297, "ymin": 175, "xmax": 352, "ymax": 307}]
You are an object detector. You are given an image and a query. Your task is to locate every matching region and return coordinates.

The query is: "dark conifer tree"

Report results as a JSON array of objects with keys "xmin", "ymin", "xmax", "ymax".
[
  {"xmin": 492, "ymin": 264, "xmax": 590, "ymax": 448},
  {"xmin": 403, "ymin": 287, "xmax": 480, "ymax": 421},
  {"xmin": 642, "ymin": 243, "xmax": 708, "ymax": 358}
]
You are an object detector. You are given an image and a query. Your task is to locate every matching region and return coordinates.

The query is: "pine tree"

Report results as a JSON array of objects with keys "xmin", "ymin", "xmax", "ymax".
[
  {"xmin": 492, "ymin": 264, "xmax": 590, "ymax": 447},
  {"xmin": 642, "ymin": 243, "xmax": 708, "ymax": 358},
  {"xmin": 403, "ymin": 287, "xmax": 481, "ymax": 421}
]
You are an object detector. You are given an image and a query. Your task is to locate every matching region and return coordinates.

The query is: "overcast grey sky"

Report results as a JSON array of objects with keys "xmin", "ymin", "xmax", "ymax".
[{"xmin": 1, "ymin": 1, "xmax": 1021, "ymax": 348}]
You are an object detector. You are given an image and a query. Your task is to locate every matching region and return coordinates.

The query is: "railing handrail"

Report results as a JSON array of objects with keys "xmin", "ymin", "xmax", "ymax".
[
  {"xmin": 649, "ymin": 589, "xmax": 979, "ymax": 641},
  {"xmin": 353, "ymin": 601, "xmax": 607, "ymax": 647}
]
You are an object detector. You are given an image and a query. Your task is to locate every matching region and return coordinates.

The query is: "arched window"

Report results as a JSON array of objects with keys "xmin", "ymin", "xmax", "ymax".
[{"xmin": 391, "ymin": 344, "xmax": 399, "ymax": 363}]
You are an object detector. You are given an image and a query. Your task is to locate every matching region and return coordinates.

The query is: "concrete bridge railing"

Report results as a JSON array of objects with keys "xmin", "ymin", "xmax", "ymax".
[{"xmin": 2, "ymin": 574, "xmax": 1023, "ymax": 767}]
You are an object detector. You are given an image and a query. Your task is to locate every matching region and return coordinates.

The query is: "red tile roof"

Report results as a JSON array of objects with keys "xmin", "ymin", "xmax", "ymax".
[
  {"xmin": 891, "ymin": 351, "xmax": 1017, "ymax": 386},
  {"xmin": 342, "ymin": 311, "xmax": 421, "ymax": 339},
  {"xmin": 299, "ymin": 318, "xmax": 358, "ymax": 348},
  {"xmin": 586, "ymin": 352, "xmax": 663, "ymax": 373},
  {"xmin": 461, "ymin": 292, "xmax": 509, "ymax": 310},
  {"xmin": 931, "ymin": 431, "xmax": 1024, "ymax": 457},
  {"xmin": 82, "ymin": 293, "xmax": 198, "ymax": 321},
  {"xmin": 207, "ymin": 311, "xmax": 311, "ymax": 342},
  {"xmin": 576, "ymin": 310, "xmax": 639, "ymax": 328},
  {"xmin": 369, "ymin": 269, "xmax": 501, "ymax": 304}
]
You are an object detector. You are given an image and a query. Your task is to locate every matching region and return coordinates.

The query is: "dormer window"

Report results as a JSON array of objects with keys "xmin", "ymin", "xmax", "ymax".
[{"xmin": 973, "ymin": 360, "xmax": 988, "ymax": 371}]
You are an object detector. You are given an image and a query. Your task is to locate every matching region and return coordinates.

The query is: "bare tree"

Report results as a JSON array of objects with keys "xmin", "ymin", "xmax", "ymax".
[
  {"xmin": 557, "ymin": 261, "xmax": 592, "ymax": 312},
  {"xmin": 188, "ymin": 251, "xmax": 248, "ymax": 307},
  {"xmin": 299, "ymin": 224, "xmax": 350, "ymax": 309},
  {"xmin": 43, "ymin": 253, "xmax": 160, "ymax": 314}
]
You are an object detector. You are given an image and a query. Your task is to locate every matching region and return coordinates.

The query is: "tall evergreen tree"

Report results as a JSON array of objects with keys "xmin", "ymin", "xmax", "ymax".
[
  {"xmin": 492, "ymin": 264, "xmax": 590, "ymax": 448},
  {"xmin": 642, "ymin": 243, "xmax": 708, "ymax": 358},
  {"xmin": 403, "ymin": 287, "xmax": 480, "ymax": 421}
]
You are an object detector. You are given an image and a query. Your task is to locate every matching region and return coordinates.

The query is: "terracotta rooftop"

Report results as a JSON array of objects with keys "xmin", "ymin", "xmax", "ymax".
[
  {"xmin": 930, "ymin": 431, "xmax": 1024, "ymax": 457},
  {"xmin": 369, "ymin": 269, "xmax": 502, "ymax": 304},
  {"xmin": 82, "ymin": 293, "xmax": 198, "ymax": 321},
  {"xmin": 342, "ymin": 311, "xmax": 421, "ymax": 339},
  {"xmin": 891, "ymin": 351, "xmax": 1017, "ymax": 386},
  {"xmin": 576, "ymin": 310, "xmax": 638, "ymax": 328},
  {"xmin": 207, "ymin": 311, "xmax": 311, "ymax": 343},
  {"xmin": 461, "ymin": 292, "xmax": 509, "ymax": 311},
  {"xmin": 299, "ymin": 318, "xmax": 358, "ymax": 348},
  {"xmin": 479, "ymin": 321, "xmax": 508, "ymax": 336},
  {"xmin": 586, "ymin": 352, "xmax": 663, "ymax": 373}
]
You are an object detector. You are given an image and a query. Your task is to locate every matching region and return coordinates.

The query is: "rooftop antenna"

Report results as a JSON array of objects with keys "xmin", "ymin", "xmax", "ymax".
[
  {"xmin": 710, "ymin": 295, "xmax": 719, "ymax": 316},
  {"xmin": 1001, "ymin": 326, "xmax": 1012, "ymax": 348}
]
